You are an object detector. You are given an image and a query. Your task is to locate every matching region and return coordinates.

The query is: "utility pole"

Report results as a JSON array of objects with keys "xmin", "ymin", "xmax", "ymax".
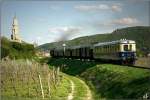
[{"xmin": 63, "ymin": 43, "xmax": 66, "ymax": 57}]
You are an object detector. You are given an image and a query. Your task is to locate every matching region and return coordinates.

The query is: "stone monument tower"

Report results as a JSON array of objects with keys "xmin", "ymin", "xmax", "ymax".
[{"xmin": 11, "ymin": 15, "xmax": 22, "ymax": 43}]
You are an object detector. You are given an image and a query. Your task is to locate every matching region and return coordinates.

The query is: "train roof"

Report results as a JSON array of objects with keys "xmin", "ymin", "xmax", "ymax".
[
  {"xmin": 70, "ymin": 44, "xmax": 92, "ymax": 49},
  {"xmin": 94, "ymin": 39, "xmax": 135, "ymax": 47},
  {"xmin": 52, "ymin": 44, "xmax": 92, "ymax": 50}
]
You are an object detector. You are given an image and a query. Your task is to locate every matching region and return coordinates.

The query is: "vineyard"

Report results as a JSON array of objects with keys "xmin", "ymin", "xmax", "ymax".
[
  {"xmin": 0, "ymin": 59, "xmax": 92, "ymax": 100},
  {"xmin": 0, "ymin": 59, "xmax": 65, "ymax": 99}
]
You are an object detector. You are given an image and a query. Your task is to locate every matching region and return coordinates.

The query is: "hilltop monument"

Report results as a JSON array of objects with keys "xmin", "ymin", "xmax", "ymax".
[{"xmin": 11, "ymin": 15, "xmax": 22, "ymax": 43}]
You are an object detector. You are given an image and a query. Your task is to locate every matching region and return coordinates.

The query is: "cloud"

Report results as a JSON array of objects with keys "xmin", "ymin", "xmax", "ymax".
[
  {"xmin": 75, "ymin": 4, "xmax": 122, "ymax": 12},
  {"xmin": 111, "ymin": 4, "xmax": 122, "ymax": 12},
  {"xmin": 93, "ymin": 17, "xmax": 140, "ymax": 29},
  {"xmin": 75, "ymin": 4, "xmax": 109, "ymax": 11},
  {"xmin": 111, "ymin": 17, "xmax": 139, "ymax": 25},
  {"xmin": 49, "ymin": 26, "xmax": 81, "ymax": 41},
  {"xmin": 36, "ymin": 36, "xmax": 42, "ymax": 40}
]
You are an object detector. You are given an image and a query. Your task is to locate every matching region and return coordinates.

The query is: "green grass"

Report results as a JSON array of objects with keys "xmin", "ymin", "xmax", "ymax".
[
  {"xmin": 48, "ymin": 58, "xmax": 150, "ymax": 99},
  {"xmin": 81, "ymin": 64, "xmax": 150, "ymax": 99},
  {"xmin": 69, "ymin": 76, "xmax": 87, "ymax": 100},
  {"xmin": 50, "ymin": 73, "xmax": 70, "ymax": 100}
]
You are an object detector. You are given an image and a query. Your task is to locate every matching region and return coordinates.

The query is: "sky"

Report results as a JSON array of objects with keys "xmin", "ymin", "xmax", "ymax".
[{"xmin": 1, "ymin": 0, "xmax": 150, "ymax": 45}]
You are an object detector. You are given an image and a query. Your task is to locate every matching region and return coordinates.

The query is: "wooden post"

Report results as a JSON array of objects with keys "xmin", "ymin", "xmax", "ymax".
[
  {"xmin": 48, "ymin": 73, "xmax": 51, "ymax": 98},
  {"xmin": 27, "ymin": 72, "xmax": 30, "ymax": 97},
  {"xmin": 52, "ymin": 67, "xmax": 56, "ymax": 88},
  {"xmin": 38, "ymin": 74, "xmax": 44, "ymax": 99},
  {"xmin": 10, "ymin": 73, "xmax": 17, "ymax": 96},
  {"xmin": 57, "ymin": 67, "xmax": 60, "ymax": 85}
]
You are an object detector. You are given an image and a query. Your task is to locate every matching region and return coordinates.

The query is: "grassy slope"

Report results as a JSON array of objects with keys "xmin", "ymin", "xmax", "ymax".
[
  {"xmin": 81, "ymin": 64, "xmax": 150, "ymax": 99},
  {"xmin": 48, "ymin": 58, "xmax": 150, "ymax": 99}
]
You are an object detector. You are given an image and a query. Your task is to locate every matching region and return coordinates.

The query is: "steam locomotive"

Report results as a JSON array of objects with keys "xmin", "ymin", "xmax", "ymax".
[{"xmin": 50, "ymin": 39, "xmax": 136, "ymax": 65}]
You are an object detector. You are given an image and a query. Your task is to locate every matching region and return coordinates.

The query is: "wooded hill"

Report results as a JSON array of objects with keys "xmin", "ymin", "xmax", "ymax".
[{"xmin": 38, "ymin": 26, "xmax": 150, "ymax": 56}]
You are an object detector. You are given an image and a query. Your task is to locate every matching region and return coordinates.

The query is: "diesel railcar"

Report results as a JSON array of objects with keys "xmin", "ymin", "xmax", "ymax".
[
  {"xmin": 50, "ymin": 39, "xmax": 136, "ymax": 65},
  {"xmin": 93, "ymin": 39, "xmax": 136, "ymax": 64}
]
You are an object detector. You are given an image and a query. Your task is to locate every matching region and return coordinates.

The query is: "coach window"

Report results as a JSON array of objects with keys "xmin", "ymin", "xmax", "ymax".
[
  {"xmin": 115, "ymin": 45, "xmax": 117, "ymax": 52},
  {"xmin": 111, "ymin": 45, "xmax": 114, "ymax": 52},
  {"xmin": 114, "ymin": 45, "xmax": 116, "ymax": 52},
  {"xmin": 96, "ymin": 47, "xmax": 98, "ymax": 53},
  {"xmin": 117, "ymin": 44, "xmax": 120, "ymax": 52},
  {"xmin": 110, "ymin": 45, "xmax": 111, "ymax": 53},
  {"xmin": 129, "ymin": 44, "xmax": 132, "ymax": 51},
  {"xmin": 108, "ymin": 45, "xmax": 110, "ymax": 53},
  {"xmin": 107, "ymin": 45, "xmax": 109, "ymax": 53},
  {"xmin": 104, "ymin": 46, "xmax": 106, "ymax": 53},
  {"xmin": 113, "ymin": 45, "xmax": 115, "ymax": 52},
  {"xmin": 99, "ymin": 47, "xmax": 101, "ymax": 53},
  {"xmin": 116, "ymin": 45, "xmax": 118, "ymax": 52},
  {"xmin": 124, "ymin": 45, "xmax": 128, "ymax": 51}
]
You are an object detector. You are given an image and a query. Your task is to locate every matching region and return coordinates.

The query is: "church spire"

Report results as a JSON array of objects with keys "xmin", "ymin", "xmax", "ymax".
[{"xmin": 11, "ymin": 14, "xmax": 22, "ymax": 43}]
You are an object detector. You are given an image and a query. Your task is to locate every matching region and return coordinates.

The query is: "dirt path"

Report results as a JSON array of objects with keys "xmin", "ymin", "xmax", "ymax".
[
  {"xmin": 65, "ymin": 74, "xmax": 92, "ymax": 100},
  {"xmin": 79, "ymin": 79, "xmax": 92, "ymax": 100},
  {"xmin": 67, "ymin": 80, "xmax": 75, "ymax": 100}
]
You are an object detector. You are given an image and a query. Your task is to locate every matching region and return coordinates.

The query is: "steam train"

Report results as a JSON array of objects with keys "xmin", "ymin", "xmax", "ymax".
[{"xmin": 50, "ymin": 39, "xmax": 137, "ymax": 65}]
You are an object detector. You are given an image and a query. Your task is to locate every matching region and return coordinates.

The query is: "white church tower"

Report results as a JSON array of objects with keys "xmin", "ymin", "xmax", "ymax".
[{"xmin": 11, "ymin": 15, "xmax": 22, "ymax": 43}]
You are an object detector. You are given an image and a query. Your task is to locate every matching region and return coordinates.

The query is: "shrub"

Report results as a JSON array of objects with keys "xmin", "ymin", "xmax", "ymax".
[{"xmin": 1, "ymin": 37, "xmax": 35, "ymax": 59}]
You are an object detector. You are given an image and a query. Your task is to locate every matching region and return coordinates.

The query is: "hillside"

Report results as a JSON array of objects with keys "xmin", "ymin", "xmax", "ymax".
[
  {"xmin": 38, "ymin": 26, "xmax": 150, "ymax": 56},
  {"xmin": 48, "ymin": 58, "xmax": 150, "ymax": 99},
  {"xmin": 1, "ymin": 37, "xmax": 35, "ymax": 59}
]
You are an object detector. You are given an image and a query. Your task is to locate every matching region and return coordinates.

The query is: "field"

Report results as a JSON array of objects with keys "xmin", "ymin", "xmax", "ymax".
[
  {"xmin": 48, "ymin": 58, "xmax": 150, "ymax": 99},
  {"xmin": 0, "ymin": 59, "xmax": 70, "ymax": 99},
  {"xmin": 0, "ymin": 59, "xmax": 92, "ymax": 100}
]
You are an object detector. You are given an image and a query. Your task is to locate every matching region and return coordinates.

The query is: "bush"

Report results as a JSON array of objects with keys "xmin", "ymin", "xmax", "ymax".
[
  {"xmin": 1, "ymin": 46, "xmax": 9, "ymax": 58},
  {"xmin": 1, "ymin": 37, "xmax": 35, "ymax": 59}
]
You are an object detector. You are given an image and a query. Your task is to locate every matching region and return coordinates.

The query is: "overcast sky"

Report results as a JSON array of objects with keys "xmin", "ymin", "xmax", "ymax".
[{"xmin": 1, "ymin": 0, "xmax": 150, "ymax": 45}]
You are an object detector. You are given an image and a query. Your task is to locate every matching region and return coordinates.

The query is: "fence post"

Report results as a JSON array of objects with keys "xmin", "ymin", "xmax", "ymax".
[
  {"xmin": 38, "ymin": 74, "xmax": 44, "ymax": 99},
  {"xmin": 48, "ymin": 72, "xmax": 51, "ymax": 98},
  {"xmin": 57, "ymin": 67, "xmax": 60, "ymax": 85},
  {"xmin": 52, "ymin": 67, "xmax": 56, "ymax": 88}
]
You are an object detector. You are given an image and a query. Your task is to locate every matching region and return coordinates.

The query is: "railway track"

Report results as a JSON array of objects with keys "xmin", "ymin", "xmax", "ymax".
[{"xmin": 128, "ymin": 65, "xmax": 150, "ymax": 70}]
